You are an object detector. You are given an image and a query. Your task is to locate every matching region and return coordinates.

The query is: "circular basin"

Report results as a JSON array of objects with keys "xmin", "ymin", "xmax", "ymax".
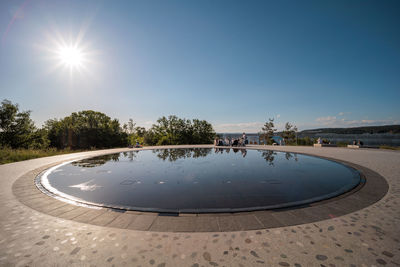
[{"xmin": 38, "ymin": 148, "xmax": 361, "ymax": 213}]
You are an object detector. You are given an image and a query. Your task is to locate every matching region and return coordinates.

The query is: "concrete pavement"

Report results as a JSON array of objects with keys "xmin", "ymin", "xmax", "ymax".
[{"xmin": 0, "ymin": 145, "xmax": 399, "ymax": 266}]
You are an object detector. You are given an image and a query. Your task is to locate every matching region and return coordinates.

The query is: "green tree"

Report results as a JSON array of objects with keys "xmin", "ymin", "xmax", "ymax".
[
  {"xmin": 143, "ymin": 128, "xmax": 158, "ymax": 145},
  {"xmin": 261, "ymin": 118, "xmax": 276, "ymax": 145},
  {"xmin": 29, "ymin": 128, "xmax": 50, "ymax": 149},
  {"xmin": 135, "ymin": 126, "xmax": 146, "ymax": 137},
  {"xmin": 192, "ymin": 119, "xmax": 215, "ymax": 144},
  {"xmin": 127, "ymin": 118, "xmax": 136, "ymax": 134},
  {"xmin": 122, "ymin": 119, "xmax": 148, "ymax": 146},
  {"xmin": 297, "ymin": 136, "xmax": 314, "ymax": 146},
  {"xmin": 282, "ymin": 122, "xmax": 298, "ymax": 145},
  {"xmin": 44, "ymin": 119, "xmax": 63, "ymax": 148},
  {"xmin": 144, "ymin": 115, "xmax": 215, "ymax": 145},
  {"xmin": 45, "ymin": 110, "xmax": 127, "ymax": 149},
  {"xmin": 0, "ymin": 99, "xmax": 45, "ymax": 148}
]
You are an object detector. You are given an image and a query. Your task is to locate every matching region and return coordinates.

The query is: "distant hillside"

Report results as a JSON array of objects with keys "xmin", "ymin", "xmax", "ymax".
[{"xmin": 300, "ymin": 125, "xmax": 400, "ymax": 135}]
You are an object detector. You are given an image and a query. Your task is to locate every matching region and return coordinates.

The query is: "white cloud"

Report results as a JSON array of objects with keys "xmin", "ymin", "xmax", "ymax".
[
  {"xmin": 214, "ymin": 116, "xmax": 399, "ymax": 133},
  {"xmin": 277, "ymin": 114, "xmax": 281, "ymax": 118},
  {"xmin": 314, "ymin": 116, "xmax": 399, "ymax": 128},
  {"xmin": 214, "ymin": 122, "xmax": 264, "ymax": 133},
  {"xmin": 316, "ymin": 116, "xmax": 337, "ymax": 123},
  {"xmin": 135, "ymin": 120, "xmax": 154, "ymax": 129},
  {"xmin": 214, "ymin": 121, "xmax": 287, "ymax": 133}
]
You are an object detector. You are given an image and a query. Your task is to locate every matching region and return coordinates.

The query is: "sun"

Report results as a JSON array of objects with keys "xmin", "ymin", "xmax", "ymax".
[
  {"xmin": 39, "ymin": 26, "xmax": 99, "ymax": 77},
  {"xmin": 41, "ymin": 32, "xmax": 94, "ymax": 75},
  {"xmin": 57, "ymin": 45, "xmax": 84, "ymax": 68}
]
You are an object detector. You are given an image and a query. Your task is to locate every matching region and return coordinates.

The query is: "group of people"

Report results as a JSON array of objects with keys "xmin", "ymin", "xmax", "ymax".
[
  {"xmin": 214, "ymin": 133, "xmax": 248, "ymax": 147},
  {"xmin": 352, "ymin": 140, "xmax": 364, "ymax": 146},
  {"xmin": 128, "ymin": 141, "xmax": 143, "ymax": 148},
  {"xmin": 316, "ymin": 137, "xmax": 332, "ymax": 145},
  {"xmin": 316, "ymin": 137, "xmax": 364, "ymax": 146}
]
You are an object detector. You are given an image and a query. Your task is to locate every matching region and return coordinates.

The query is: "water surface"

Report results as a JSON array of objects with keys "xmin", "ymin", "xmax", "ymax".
[{"xmin": 41, "ymin": 148, "xmax": 361, "ymax": 212}]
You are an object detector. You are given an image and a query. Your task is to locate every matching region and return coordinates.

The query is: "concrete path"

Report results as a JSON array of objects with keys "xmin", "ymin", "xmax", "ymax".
[{"xmin": 0, "ymin": 145, "xmax": 399, "ymax": 266}]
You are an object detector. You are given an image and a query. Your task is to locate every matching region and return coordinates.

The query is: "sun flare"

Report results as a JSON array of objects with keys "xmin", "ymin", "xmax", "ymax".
[
  {"xmin": 57, "ymin": 45, "xmax": 84, "ymax": 68},
  {"xmin": 40, "ymin": 29, "xmax": 97, "ymax": 76}
]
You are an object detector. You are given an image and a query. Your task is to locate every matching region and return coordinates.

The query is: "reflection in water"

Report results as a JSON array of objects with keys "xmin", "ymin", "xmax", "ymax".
[
  {"xmin": 120, "ymin": 179, "xmax": 141, "ymax": 185},
  {"xmin": 72, "ymin": 152, "xmax": 138, "ymax": 167},
  {"xmin": 69, "ymin": 179, "xmax": 102, "ymax": 191},
  {"xmin": 259, "ymin": 151, "xmax": 299, "ymax": 165},
  {"xmin": 72, "ymin": 149, "xmax": 299, "ymax": 166},
  {"xmin": 153, "ymin": 148, "xmax": 298, "ymax": 162},
  {"xmin": 261, "ymin": 150, "xmax": 276, "ymax": 165},
  {"xmin": 72, "ymin": 154, "xmax": 119, "ymax": 168},
  {"xmin": 153, "ymin": 148, "xmax": 212, "ymax": 162},
  {"xmin": 215, "ymin": 147, "xmax": 247, "ymax": 157},
  {"xmin": 123, "ymin": 151, "xmax": 139, "ymax": 161},
  {"xmin": 285, "ymin": 152, "xmax": 298, "ymax": 161},
  {"xmin": 214, "ymin": 147, "xmax": 224, "ymax": 154},
  {"xmin": 46, "ymin": 148, "xmax": 360, "ymax": 213}
]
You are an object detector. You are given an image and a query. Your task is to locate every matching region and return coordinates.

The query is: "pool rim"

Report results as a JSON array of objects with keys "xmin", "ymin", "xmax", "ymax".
[
  {"xmin": 35, "ymin": 148, "xmax": 364, "ymax": 214},
  {"xmin": 11, "ymin": 145, "xmax": 389, "ymax": 232}
]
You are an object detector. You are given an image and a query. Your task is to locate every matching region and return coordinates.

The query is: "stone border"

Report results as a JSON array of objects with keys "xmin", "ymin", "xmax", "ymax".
[
  {"xmin": 12, "ymin": 147, "xmax": 389, "ymax": 232},
  {"xmin": 35, "ymin": 149, "xmax": 362, "ymax": 213}
]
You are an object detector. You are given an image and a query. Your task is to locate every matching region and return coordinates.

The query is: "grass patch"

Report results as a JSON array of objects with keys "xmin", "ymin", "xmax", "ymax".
[
  {"xmin": 0, "ymin": 148, "xmax": 85, "ymax": 164},
  {"xmin": 335, "ymin": 142, "xmax": 348, "ymax": 147},
  {"xmin": 379, "ymin": 145, "xmax": 400, "ymax": 150}
]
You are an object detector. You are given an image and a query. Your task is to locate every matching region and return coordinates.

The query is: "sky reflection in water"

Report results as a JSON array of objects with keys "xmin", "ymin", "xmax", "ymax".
[{"xmin": 44, "ymin": 148, "xmax": 360, "ymax": 212}]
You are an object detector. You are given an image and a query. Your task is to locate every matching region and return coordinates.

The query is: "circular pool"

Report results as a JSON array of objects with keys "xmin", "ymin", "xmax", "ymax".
[{"xmin": 38, "ymin": 148, "xmax": 361, "ymax": 213}]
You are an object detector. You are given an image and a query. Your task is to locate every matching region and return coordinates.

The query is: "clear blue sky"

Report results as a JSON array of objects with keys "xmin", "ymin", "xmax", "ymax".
[{"xmin": 1, "ymin": 0, "xmax": 399, "ymax": 132}]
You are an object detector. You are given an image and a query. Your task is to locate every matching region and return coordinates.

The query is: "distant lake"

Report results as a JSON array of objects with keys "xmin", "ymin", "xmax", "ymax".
[
  {"xmin": 218, "ymin": 133, "xmax": 400, "ymax": 146},
  {"xmin": 298, "ymin": 133, "xmax": 400, "ymax": 146}
]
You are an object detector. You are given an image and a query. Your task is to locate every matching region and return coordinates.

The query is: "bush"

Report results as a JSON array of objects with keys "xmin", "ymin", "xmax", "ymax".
[
  {"xmin": 0, "ymin": 99, "xmax": 37, "ymax": 149},
  {"xmin": 297, "ymin": 137, "xmax": 315, "ymax": 146},
  {"xmin": 157, "ymin": 135, "xmax": 171, "ymax": 146},
  {"xmin": 1, "ymin": 100, "xmax": 216, "ymax": 155},
  {"xmin": 337, "ymin": 141, "xmax": 348, "ymax": 147},
  {"xmin": 45, "ymin": 110, "xmax": 128, "ymax": 149},
  {"xmin": 143, "ymin": 115, "xmax": 215, "ymax": 146}
]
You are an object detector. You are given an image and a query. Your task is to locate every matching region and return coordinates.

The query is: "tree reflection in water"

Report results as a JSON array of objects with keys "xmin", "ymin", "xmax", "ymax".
[
  {"xmin": 122, "ymin": 151, "xmax": 139, "ymax": 162},
  {"xmin": 72, "ymin": 151, "xmax": 138, "ymax": 167},
  {"xmin": 72, "ymin": 149, "xmax": 299, "ymax": 166},
  {"xmin": 260, "ymin": 150, "xmax": 299, "ymax": 166},
  {"xmin": 153, "ymin": 148, "xmax": 212, "ymax": 162},
  {"xmin": 215, "ymin": 148, "xmax": 248, "ymax": 157},
  {"xmin": 261, "ymin": 150, "xmax": 276, "ymax": 165},
  {"xmin": 214, "ymin": 147, "xmax": 225, "ymax": 154},
  {"xmin": 285, "ymin": 152, "xmax": 298, "ymax": 161}
]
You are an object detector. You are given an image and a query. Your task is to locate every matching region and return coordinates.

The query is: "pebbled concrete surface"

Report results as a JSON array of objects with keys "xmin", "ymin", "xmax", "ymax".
[{"xmin": 0, "ymin": 145, "xmax": 399, "ymax": 266}]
